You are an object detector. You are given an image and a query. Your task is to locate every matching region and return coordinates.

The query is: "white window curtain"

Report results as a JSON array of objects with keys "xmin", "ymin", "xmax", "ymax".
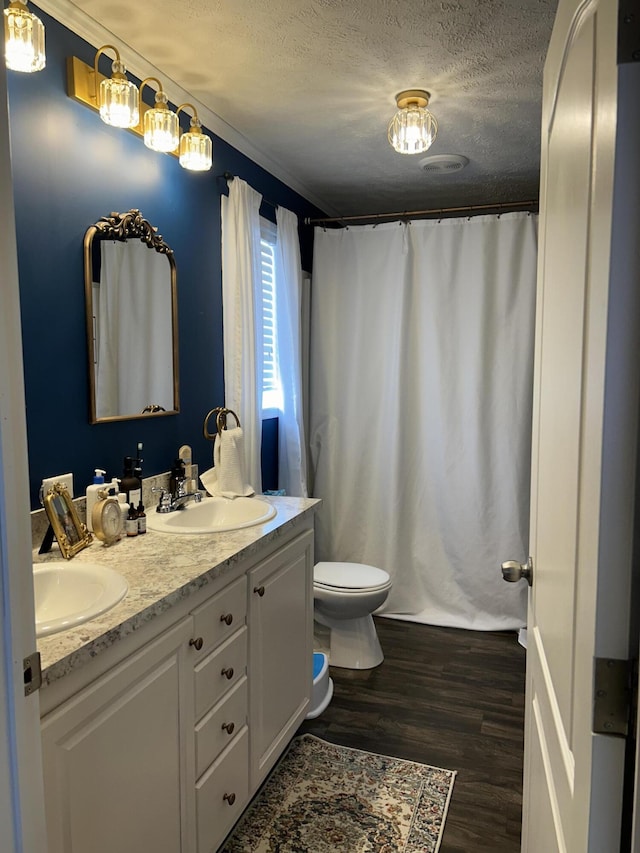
[
  {"xmin": 96, "ymin": 239, "xmax": 173, "ymax": 419},
  {"xmin": 274, "ymin": 206, "xmax": 308, "ymax": 497},
  {"xmin": 220, "ymin": 177, "xmax": 263, "ymax": 492},
  {"xmin": 310, "ymin": 212, "xmax": 538, "ymax": 631}
]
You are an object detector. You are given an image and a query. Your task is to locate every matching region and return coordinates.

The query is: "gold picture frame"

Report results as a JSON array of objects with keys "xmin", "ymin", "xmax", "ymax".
[{"xmin": 43, "ymin": 483, "xmax": 93, "ymax": 559}]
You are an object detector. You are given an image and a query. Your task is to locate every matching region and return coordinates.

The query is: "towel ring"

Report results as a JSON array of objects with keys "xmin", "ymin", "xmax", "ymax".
[{"xmin": 203, "ymin": 407, "xmax": 242, "ymax": 441}]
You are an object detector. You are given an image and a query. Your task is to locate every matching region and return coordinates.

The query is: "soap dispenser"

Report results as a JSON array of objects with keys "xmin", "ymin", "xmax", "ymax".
[{"xmin": 86, "ymin": 468, "xmax": 106, "ymax": 532}]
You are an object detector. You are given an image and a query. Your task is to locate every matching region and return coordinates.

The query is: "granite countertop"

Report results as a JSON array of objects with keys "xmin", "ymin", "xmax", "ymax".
[{"xmin": 34, "ymin": 496, "xmax": 319, "ymax": 687}]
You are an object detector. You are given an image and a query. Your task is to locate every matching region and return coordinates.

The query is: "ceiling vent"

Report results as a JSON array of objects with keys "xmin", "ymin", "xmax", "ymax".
[{"xmin": 419, "ymin": 154, "xmax": 469, "ymax": 174}]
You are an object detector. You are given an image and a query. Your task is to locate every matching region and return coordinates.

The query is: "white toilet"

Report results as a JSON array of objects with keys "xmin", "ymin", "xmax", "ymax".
[{"xmin": 313, "ymin": 561, "xmax": 392, "ymax": 670}]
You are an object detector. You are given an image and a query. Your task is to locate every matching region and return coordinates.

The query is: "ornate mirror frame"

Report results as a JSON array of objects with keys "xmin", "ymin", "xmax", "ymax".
[{"xmin": 84, "ymin": 208, "xmax": 180, "ymax": 423}]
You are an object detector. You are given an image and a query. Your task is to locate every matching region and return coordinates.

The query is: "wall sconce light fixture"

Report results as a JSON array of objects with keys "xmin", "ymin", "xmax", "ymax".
[
  {"xmin": 94, "ymin": 44, "xmax": 139, "ymax": 128},
  {"xmin": 4, "ymin": 0, "xmax": 45, "ymax": 73},
  {"xmin": 141, "ymin": 77, "xmax": 179, "ymax": 153},
  {"xmin": 388, "ymin": 89, "xmax": 437, "ymax": 155},
  {"xmin": 67, "ymin": 52, "xmax": 212, "ymax": 172},
  {"xmin": 176, "ymin": 103, "xmax": 212, "ymax": 171}
]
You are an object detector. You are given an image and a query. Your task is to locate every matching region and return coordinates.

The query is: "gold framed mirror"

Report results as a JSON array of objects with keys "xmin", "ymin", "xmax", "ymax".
[
  {"xmin": 84, "ymin": 209, "xmax": 179, "ymax": 423},
  {"xmin": 43, "ymin": 483, "xmax": 93, "ymax": 559}
]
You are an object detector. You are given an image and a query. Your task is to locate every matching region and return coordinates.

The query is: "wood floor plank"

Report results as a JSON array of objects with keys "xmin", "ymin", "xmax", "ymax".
[{"xmin": 298, "ymin": 617, "xmax": 526, "ymax": 853}]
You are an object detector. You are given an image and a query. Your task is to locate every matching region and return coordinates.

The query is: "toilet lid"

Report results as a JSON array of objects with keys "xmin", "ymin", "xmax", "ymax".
[{"xmin": 314, "ymin": 561, "xmax": 390, "ymax": 590}]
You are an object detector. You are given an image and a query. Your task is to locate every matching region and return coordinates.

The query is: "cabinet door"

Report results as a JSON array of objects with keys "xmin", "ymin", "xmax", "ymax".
[
  {"xmin": 41, "ymin": 617, "xmax": 196, "ymax": 853},
  {"xmin": 249, "ymin": 530, "xmax": 313, "ymax": 787}
]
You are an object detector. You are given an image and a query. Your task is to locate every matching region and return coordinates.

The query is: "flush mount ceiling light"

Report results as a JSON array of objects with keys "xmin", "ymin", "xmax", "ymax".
[
  {"xmin": 388, "ymin": 89, "xmax": 437, "ymax": 155},
  {"xmin": 93, "ymin": 45, "xmax": 139, "ymax": 128},
  {"xmin": 4, "ymin": 0, "xmax": 45, "ymax": 72},
  {"xmin": 176, "ymin": 103, "xmax": 212, "ymax": 171},
  {"xmin": 141, "ymin": 77, "xmax": 179, "ymax": 153}
]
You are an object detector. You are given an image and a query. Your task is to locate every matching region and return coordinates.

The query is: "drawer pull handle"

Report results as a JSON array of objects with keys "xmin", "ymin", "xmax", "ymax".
[
  {"xmin": 221, "ymin": 721, "xmax": 235, "ymax": 735},
  {"xmin": 223, "ymin": 792, "xmax": 236, "ymax": 806},
  {"xmin": 189, "ymin": 637, "xmax": 204, "ymax": 651},
  {"xmin": 220, "ymin": 613, "xmax": 233, "ymax": 626},
  {"xmin": 254, "ymin": 585, "xmax": 265, "ymax": 597},
  {"xmin": 221, "ymin": 666, "xmax": 234, "ymax": 680}
]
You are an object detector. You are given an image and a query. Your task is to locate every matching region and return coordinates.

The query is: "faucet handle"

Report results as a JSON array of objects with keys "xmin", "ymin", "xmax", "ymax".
[{"xmin": 152, "ymin": 487, "xmax": 172, "ymax": 512}]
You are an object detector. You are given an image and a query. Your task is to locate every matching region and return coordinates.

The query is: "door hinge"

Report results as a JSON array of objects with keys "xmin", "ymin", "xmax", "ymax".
[
  {"xmin": 619, "ymin": 0, "xmax": 640, "ymax": 64},
  {"xmin": 593, "ymin": 658, "xmax": 636, "ymax": 737},
  {"xmin": 23, "ymin": 651, "xmax": 42, "ymax": 696}
]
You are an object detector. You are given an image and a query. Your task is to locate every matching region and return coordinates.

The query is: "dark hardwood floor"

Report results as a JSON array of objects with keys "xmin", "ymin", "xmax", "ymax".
[{"xmin": 298, "ymin": 617, "xmax": 526, "ymax": 853}]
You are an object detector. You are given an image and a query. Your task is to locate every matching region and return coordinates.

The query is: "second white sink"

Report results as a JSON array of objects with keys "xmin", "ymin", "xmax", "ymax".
[
  {"xmin": 34, "ymin": 562, "xmax": 128, "ymax": 638},
  {"xmin": 146, "ymin": 495, "xmax": 276, "ymax": 534}
]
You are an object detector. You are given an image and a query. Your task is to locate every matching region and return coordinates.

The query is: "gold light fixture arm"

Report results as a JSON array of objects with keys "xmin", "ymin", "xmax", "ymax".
[
  {"xmin": 176, "ymin": 102, "xmax": 198, "ymax": 122},
  {"xmin": 93, "ymin": 44, "xmax": 121, "ymax": 105}
]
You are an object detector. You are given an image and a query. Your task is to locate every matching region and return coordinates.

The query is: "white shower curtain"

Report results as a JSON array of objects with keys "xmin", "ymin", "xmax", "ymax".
[
  {"xmin": 221, "ymin": 178, "xmax": 263, "ymax": 492},
  {"xmin": 310, "ymin": 212, "xmax": 537, "ymax": 630}
]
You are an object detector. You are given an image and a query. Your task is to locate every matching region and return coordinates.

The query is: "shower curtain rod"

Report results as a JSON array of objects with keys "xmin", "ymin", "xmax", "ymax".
[{"xmin": 303, "ymin": 198, "xmax": 538, "ymax": 227}]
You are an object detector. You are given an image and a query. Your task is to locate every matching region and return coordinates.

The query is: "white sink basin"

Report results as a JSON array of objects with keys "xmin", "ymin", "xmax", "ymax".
[
  {"xmin": 33, "ymin": 562, "xmax": 128, "ymax": 638},
  {"xmin": 146, "ymin": 495, "xmax": 277, "ymax": 535}
]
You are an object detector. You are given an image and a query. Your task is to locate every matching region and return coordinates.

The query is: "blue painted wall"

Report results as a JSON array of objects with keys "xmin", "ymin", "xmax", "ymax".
[{"xmin": 8, "ymin": 7, "xmax": 324, "ymax": 508}]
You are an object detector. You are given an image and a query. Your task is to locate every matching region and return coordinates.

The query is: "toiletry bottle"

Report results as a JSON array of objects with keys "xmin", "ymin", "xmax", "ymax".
[
  {"xmin": 137, "ymin": 498, "xmax": 147, "ymax": 534},
  {"xmin": 169, "ymin": 458, "xmax": 185, "ymax": 496},
  {"xmin": 117, "ymin": 492, "xmax": 129, "ymax": 529},
  {"xmin": 179, "ymin": 444, "xmax": 193, "ymax": 490},
  {"xmin": 121, "ymin": 456, "xmax": 141, "ymax": 506},
  {"xmin": 86, "ymin": 468, "xmax": 106, "ymax": 532},
  {"xmin": 125, "ymin": 501, "xmax": 138, "ymax": 537}
]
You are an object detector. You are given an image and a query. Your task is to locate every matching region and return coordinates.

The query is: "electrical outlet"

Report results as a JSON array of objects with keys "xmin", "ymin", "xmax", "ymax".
[{"xmin": 40, "ymin": 473, "xmax": 74, "ymax": 504}]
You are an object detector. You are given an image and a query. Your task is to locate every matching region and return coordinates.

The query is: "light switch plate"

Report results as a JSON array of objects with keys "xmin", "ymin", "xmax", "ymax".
[{"xmin": 40, "ymin": 473, "xmax": 74, "ymax": 504}]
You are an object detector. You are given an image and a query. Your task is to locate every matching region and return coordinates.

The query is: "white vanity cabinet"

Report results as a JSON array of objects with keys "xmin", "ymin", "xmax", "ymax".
[
  {"xmin": 191, "ymin": 575, "xmax": 250, "ymax": 851},
  {"xmin": 41, "ymin": 616, "xmax": 196, "ymax": 853},
  {"xmin": 249, "ymin": 529, "xmax": 314, "ymax": 788},
  {"xmin": 39, "ymin": 514, "xmax": 315, "ymax": 853}
]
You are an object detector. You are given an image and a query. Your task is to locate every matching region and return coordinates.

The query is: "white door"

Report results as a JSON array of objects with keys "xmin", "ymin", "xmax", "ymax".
[
  {"xmin": 519, "ymin": 0, "xmax": 640, "ymax": 850},
  {"xmin": 0, "ymin": 60, "xmax": 48, "ymax": 853}
]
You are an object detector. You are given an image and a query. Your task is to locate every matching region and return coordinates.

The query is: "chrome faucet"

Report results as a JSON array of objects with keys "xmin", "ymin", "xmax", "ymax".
[{"xmin": 153, "ymin": 478, "xmax": 203, "ymax": 513}]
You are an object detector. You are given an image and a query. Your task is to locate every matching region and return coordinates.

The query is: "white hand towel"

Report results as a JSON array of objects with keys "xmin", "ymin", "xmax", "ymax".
[{"xmin": 200, "ymin": 427, "xmax": 254, "ymax": 498}]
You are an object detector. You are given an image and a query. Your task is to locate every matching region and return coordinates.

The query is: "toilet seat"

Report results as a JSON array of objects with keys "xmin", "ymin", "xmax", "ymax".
[{"xmin": 314, "ymin": 561, "xmax": 390, "ymax": 592}]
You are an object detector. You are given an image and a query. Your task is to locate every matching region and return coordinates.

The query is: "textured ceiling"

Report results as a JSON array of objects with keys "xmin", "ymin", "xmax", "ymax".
[{"xmin": 64, "ymin": 0, "xmax": 558, "ymax": 217}]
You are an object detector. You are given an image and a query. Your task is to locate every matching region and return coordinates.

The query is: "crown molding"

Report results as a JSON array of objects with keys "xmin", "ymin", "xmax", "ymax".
[{"xmin": 33, "ymin": 0, "xmax": 336, "ymax": 215}]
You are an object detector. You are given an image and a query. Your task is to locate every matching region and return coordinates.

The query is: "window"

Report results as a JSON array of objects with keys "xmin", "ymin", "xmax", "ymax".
[{"xmin": 260, "ymin": 219, "xmax": 282, "ymax": 412}]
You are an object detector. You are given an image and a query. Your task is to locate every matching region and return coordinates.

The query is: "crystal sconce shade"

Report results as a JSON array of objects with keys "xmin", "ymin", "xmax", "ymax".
[
  {"xmin": 4, "ymin": 0, "xmax": 45, "ymax": 72},
  {"xmin": 142, "ymin": 79, "xmax": 179, "ymax": 153},
  {"xmin": 177, "ymin": 104, "xmax": 212, "ymax": 171},
  {"xmin": 95, "ymin": 45, "xmax": 139, "ymax": 128},
  {"xmin": 388, "ymin": 89, "xmax": 437, "ymax": 155}
]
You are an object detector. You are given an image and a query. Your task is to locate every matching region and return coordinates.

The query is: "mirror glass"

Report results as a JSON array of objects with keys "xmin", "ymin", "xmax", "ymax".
[{"xmin": 84, "ymin": 209, "xmax": 179, "ymax": 423}]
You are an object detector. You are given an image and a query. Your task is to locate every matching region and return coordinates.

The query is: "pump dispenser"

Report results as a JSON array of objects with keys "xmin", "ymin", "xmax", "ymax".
[
  {"xmin": 86, "ymin": 468, "xmax": 106, "ymax": 532},
  {"xmin": 121, "ymin": 456, "xmax": 141, "ymax": 506}
]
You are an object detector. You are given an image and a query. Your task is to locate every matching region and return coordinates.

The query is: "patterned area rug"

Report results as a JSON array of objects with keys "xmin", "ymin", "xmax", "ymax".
[{"xmin": 221, "ymin": 734, "xmax": 456, "ymax": 852}]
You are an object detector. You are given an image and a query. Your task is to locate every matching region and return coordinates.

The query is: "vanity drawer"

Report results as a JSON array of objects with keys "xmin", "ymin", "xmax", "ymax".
[
  {"xmin": 194, "ymin": 627, "xmax": 247, "ymax": 719},
  {"xmin": 195, "ymin": 676, "xmax": 248, "ymax": 779},
  {"xmin": 196, "ymin": 727, "xmax": 248, "ymax": 853},
  {"xmin": 191, "ymin": 575, "xmax": 247, "ymax": 658}
]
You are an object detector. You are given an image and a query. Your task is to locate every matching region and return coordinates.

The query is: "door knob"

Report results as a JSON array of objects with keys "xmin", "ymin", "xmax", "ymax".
[{"xmin": 501, "ymin": 556, "xmax": 533, "ymax": 586}]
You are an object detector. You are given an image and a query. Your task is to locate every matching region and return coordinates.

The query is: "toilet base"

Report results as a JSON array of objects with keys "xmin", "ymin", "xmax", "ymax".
[{"xmin": 320, "ymin": 613, "xmax": 384, "ymax": 669}]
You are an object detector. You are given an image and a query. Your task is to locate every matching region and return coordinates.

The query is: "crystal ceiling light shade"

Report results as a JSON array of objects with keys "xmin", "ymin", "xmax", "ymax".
[
  {"xmin": 141, "ymin": 77, "xmax": 179, "ymax": 153},
  {"xmin": 176, "ymin": 103, "xmax": 212, "ymax": 171},
  {"xmin": 388, "ymin": 89, "xmax": 437, "ymax": 155},
  {"xmin": 4, "ymin": 0, "xmax": 45, "ymax": 72},
  {"xmin": 95, "ymin": 45, "xmax": 139, "ymax": 128}
]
